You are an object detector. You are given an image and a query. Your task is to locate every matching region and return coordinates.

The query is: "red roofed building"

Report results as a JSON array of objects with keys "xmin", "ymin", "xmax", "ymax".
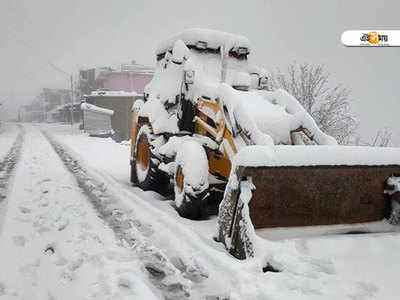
[
  {"xmin": 79, "ymin": 61, "xmax": 153, "ymax": 95},
  {"xmin": 102, "ymin": 72, "xmax": 152, "ymax": 93}
]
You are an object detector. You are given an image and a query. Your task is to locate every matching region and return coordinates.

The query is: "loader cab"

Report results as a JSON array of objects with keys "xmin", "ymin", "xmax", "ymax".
[
  {"xmin": 152, "ymin": 29, "xmax": 260, "ymax": 135},
  {"xmin": 156, "ymin": 38, "xmax": 251, "ymax": 86},
  {"xmin": 154, "ymin": 38, "xmax": 252, "ymax": 131}
]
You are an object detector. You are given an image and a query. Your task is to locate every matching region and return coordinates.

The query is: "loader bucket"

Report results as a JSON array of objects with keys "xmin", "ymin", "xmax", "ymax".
[
  {"xmin": 243, "ymin": 165, "xmax": 397, "ymax": 227},
  {"xmin": 217, "ymin": 145, "xmax": 400, "ymax": 259}
]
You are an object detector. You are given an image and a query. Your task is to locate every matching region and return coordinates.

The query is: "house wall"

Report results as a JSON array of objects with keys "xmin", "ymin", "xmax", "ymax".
[{"xmin": 103, "ymin": 73, "xmax": 152, "ymax": 93}]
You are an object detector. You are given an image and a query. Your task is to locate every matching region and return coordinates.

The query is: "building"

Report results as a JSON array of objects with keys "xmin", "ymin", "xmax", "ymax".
[
  {"xmin": 84, "ymin": 91, "xmax": 142, "ymax": 140},
  {"xmin": 78, "ymin": 61, "xmax": 153, "ymax": 95},
  {"xmin": 42, "ymin": 88, "xmax": 71, "ymax": 112},
  {"xmin": 22, "ymin": 88, "xmax": 82, "ymax": 123},
  {"xmin": 22, "ymin": 100, "xmax": 44, "ymax": 122},
  {"xmin": 47, "ymin": 103, "xmax": 82, "ymax": 124},
  {"xmin": 79, "ymin": 61, "xmax": 153, "ymax": 140},
  {"xmin": 101, "ymin": 71, "xmax": 152, "ymax": 93},
  {"xmin": 79, "ymin": 67, "xmax": 113, "ymax": 95}
]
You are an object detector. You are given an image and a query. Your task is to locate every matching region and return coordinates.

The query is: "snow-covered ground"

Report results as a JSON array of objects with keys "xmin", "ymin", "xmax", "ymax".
[
  {"xmin": 1, "ymin": 122, "xmax": 400, "ymax": 299},
  {"xmin": 0, "ymin": 124, "xmax": 160, "ymax": 299}
]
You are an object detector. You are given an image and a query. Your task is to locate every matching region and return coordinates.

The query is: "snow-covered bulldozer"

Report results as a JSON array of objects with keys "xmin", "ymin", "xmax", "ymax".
[{"xmin": 130, "ymin": 29, "xmax": 400, "ymax": 259}]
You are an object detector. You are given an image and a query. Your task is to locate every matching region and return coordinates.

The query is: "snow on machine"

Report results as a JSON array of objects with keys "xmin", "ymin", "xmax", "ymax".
[{"xmin": 130, "ymin": 29, "xmax": 400, "ymax": 259}]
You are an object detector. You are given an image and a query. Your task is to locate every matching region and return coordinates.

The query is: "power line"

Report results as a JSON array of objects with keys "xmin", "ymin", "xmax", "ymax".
[
  {"xmin": 1, "ymin": 23, "xmax": 72, "ymax": 79},
  {"xmin": 49, "ymin": 63, "xmax": 70, "ymax": 78}
]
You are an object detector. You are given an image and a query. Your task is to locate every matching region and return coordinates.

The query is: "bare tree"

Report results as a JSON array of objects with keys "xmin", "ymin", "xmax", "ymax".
[
  {"xmin": 355, "ymin": 128, "xmax": 392, "ymax": 147},
  {"xmin": 268, "ymin": 63, "xmax": 358, "ymax": 144}
]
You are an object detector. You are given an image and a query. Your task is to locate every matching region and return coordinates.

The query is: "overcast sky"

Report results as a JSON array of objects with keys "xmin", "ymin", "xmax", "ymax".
[{"xmin": 0, "ymin": 0, "xmax": 399, "ymax": 145}]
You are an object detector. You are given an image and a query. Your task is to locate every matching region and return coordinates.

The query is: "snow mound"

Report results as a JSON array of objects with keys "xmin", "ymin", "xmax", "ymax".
[
  {"xmin": 139, "ymin": 98, "xmax": 179, "ymax": 134},
  {"xmin": 175, "ymin": 140, "xmax": 209, "ymax": 204},
  {"xmin": 256, "ymin": 89, "xmax": 338, "ymax": 145},
  {"xmin": 171, "ymin": 39, "xmax": 190, "ymax": 63},
  {"xmin": 213, "ymin": 86, "xmax": 337, "ymax": 146}
]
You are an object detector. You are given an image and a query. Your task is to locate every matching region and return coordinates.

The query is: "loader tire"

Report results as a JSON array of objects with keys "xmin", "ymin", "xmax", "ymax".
[
  {"xmin": 174, "ymin": 141, "xmax": 209, "ymax": 220},
  {"xmin": 130, "ymin": 162, "xmax": 136, "ymax": 184},
  {"xmin": 386, "ymin": 174, "xmax": 400, "ymax": 225},
  {"xmin": 133, "ymin": 125, "xmax": 169, "ymax": 194}
]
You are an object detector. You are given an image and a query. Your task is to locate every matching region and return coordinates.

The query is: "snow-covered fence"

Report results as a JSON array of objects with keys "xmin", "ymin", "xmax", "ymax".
[{"xmin": 81, "ymin": 103, "xmax": 114, "ymax": 137}]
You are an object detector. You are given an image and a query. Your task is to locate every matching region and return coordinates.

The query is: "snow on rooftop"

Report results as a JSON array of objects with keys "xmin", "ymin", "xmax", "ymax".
[
  {"xmin": 81, "ymin": 103, "xmax": 114, "ymax": 115},
  {"xmin": 88, "ymin": 90, "xmax": 141, "ymax": 97},
  {"xmin": 234, "ymin": 145, "xmax": 400, "ymax": 167},
  {"xmin": 156, "ymin": 28, "xmax": 251, "ymax": 55},
  {"xmin": 47, "ymin": 104, "xmax": 65, "ymax": 114}
]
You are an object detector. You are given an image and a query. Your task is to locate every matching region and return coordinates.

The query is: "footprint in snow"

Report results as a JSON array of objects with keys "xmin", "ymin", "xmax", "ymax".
[
  {"xmin": 19, "ymin": 206, "xmax": 31, "ymax": 214},
  {"xmin": 19, "ymin": 258, "xmax": 40, "ymax": 276},
  {"xmin": 38, "ymin": 226, "xmax": 51, "ymax": 233},
  {"xmin": 105, "ymin": 250, "xmax": 136, "ymax": 262},
  {"xmin": 38, "ymin": 178, "xmax": 51, "ymax": 184},
  {"xmin": 54, "ymin": 256, "xmax": 68, "ymax": 266},
  {"xmin": 304, "ymin": 257, "xmax": 336, "ymax": 275},
  {"xmin": 39, "ymin": 198, "xmax": 49, "ymax": 207},
  {"xmin": 13, "ymin": 215, "xmax": 32, "ymax": 223},
  {"xmin": 0, "ymin": 282, "xmax": 5, "ymax": 296},
  {"xmin": 79, "ymin": 222, "xmax": 93, "ymax": 230},
  {"xmin": 117, "ymin": 277, "xmax": 134, "ymax": 289},
  {"xmin": 59, "ymin": 258, "xmax": 85, "ymax": 282},
  {"xmin": 12, "ymin": 235, "xmax": 26, "ymax": 247},
  {"xmin": 55, "ymin": 218, "xmax": 69, "ymax": 231},
  {"xmin": 349, "ymin": 282, "xmax": 378, "ymax": 300}
]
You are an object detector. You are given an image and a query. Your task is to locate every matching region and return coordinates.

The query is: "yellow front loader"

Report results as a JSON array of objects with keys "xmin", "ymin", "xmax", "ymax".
[{"xmin": 130, "ymin": 28, "xmax": 400, "ymax": 259}]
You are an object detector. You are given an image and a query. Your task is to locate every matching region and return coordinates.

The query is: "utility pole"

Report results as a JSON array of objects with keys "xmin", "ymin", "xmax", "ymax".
[
  {"xmin": 41, "ymin": 94, "xmax": 46, "ymax": 122},
  {"xmin": 47, "ymin": 63, "xmax": 75, "ymax": 127},
  {"xmin": 70, "ymin": 74, "xmax": 74, "ymax": 126}
]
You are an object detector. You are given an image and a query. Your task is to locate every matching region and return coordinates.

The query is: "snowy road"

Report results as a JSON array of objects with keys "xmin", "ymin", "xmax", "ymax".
[
  {"xmin": 1, "ymin": 123, "xmax": 400, "ymax": 300},
  {"xmin": 0, "ymin": 124, "xmax": 160, "ymax": 299}
]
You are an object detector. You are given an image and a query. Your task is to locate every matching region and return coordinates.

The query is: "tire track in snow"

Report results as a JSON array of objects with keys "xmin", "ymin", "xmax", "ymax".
[
  {"xmin": 43, "ymin": 130, "xmax": 194, "ymax": 300},
  {"xmin": 43, "ymin": 129, "xmax": 250, "ymax": 299},
  {"xmin": 0, "ymin": 125, "xmax": 24, "ymax": 233},
  {"xmin": 0, "ymin": 125, "xmax": 163, "ymax": 299}
]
